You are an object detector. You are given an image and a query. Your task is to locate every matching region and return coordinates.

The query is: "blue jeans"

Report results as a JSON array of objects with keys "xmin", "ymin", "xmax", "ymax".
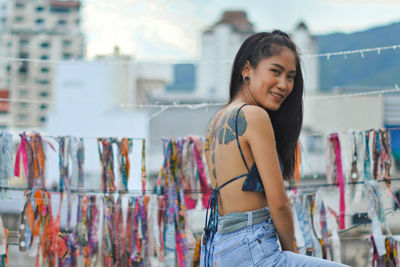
[{"xmin": 200, "ymin": 208, "xmax": 350, "ymax": 267}]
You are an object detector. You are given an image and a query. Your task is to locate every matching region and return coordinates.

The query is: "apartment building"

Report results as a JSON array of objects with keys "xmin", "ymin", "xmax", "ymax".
[{"xmin": 0, "ymin": 0, "xmax": 84, "ymax": 128}]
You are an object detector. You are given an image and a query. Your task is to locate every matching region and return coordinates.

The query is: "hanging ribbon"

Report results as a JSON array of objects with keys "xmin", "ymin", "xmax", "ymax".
[
  {"xmin": 77, "ymin": 138, "xmax": 85, "ymax": 189},
  {"xmin": 328, "ymin": 133, "xmax": 346, "ymax": 230},
  {"xmin": 349, "ymin": 131, "xmax": 359, "ymax": 182},
  {"xmin": 102, "ymin": 195, "xmax": 114, "ymax": 267},
  {"xmin": 364, "ymin": 130, "xmax": 373, "ymax": 181},
  {"xmin": 0, "ymin": 212, "xmax": 8, "ymax": 266},
  {"xmin": 320, "ymin": 201, "xmax": 331, "ymax": 260},
  {"xmin": 142, "ymin": 139, "xmax": 147, "ymax": 195},
  {"xmin": 98, "ymin": 138, "xmax": 117, "ymax": 193},
  {"xmin": 181, "ymin": 139, "xmax": 197, "ymax": 210},
  {"xmin": 191, "ymin": 137, "xmax": 211, "ymax": 209},
  {"xmin": 379, "ymin": 129, "xmax": 400, "ymax": 208},
  {"xmin": 117, "ymin": 138, "xmax": 132, "ymax": 193},
  {"xmin": 114, "ymin": 196, "xmax": 124, "ymax": 266},
  {"xmin": 14, "ymin": 133, "xmax": 29, "ymax": 181},
  {"xmin": 372, "ymin": 130, "xmax": 382, "ymax": 180},
  {"xmin": 58, "ymin": 137, "xmax": 73, "ymax": 230},
  {"xmin": 0, "ymin": 131, "xmax": 13, "ymax": 198}
]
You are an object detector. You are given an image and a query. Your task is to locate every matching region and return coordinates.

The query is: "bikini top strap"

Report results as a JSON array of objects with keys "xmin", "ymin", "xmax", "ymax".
[
  {"xmin": 235, "ymin": 103, "xmax": 250, "ymax": 171},
  {"xmin": 213, "ymin": 173, "xmax": 247, "ymax": 192}
]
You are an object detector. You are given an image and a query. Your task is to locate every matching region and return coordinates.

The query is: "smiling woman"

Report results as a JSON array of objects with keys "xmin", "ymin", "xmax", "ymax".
[{"xmin": 200, "ymin": 31, "xmax": 350, "ymax": 267}]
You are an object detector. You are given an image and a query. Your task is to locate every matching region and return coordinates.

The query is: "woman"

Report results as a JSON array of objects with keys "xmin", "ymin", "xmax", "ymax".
[{"xmin": 200, "ymin": 31, "xmax": 349, "ymax": 266}]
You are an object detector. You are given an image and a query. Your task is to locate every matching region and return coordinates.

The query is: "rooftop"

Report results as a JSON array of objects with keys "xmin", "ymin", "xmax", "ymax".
[{"xmin": 205, "ymin": 10, "xmax": 255, "ymax": 34}]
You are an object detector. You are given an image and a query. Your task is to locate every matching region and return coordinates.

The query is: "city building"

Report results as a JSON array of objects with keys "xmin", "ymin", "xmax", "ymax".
[
  {"xmin": 291, "ymin": 22, "xmax": 319, "ymax": 95},
  {"xmin": 0, "ymin": 0, "xmax": 84, "ymax": 128},
  {"xmin": 196, "ymin": 11, "xmax": 255, "ymax": 100}
]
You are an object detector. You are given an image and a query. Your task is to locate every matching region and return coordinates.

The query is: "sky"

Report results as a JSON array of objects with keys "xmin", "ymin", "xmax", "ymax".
[{"xmin": 82, "ymin": 0, "xmax": 400, "ymax": 60}]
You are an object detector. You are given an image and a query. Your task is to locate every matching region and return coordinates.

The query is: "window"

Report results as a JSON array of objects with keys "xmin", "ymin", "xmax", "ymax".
[
  {"xmin": 40, "ymin": 55, "xmax": 49, "ymax": 60},
  {"xmin": 7, "ymin": 41, "xmax": 11, "ymax": 47},
  {"xmin": 15, "ymin": 3, "xmax": 25, "ymax": 9},
  {"xmin": 19, "ymin": 62, "xmax": 28, "ymax": 74},
  {"xmin": 40, "ymin": 67, "xmax": 49, "ymax": 73},
  {"xmin": 39, "ymin": 91, "xmax": 49, "ymax": 97},
  {"xmin": 19, "ymin": 102, "xmax": 28, "ymax": 108},
  {"xmin": 36, "ymin": 6, "xmax": 44, "ymax": 12},
  {"xmin": 63, "ymin": 53, "xmax": 72, "ymax": 60},
  {"xmin": 14, "ymin": 16, "xmax": 24, "ymax": 22},
  {"xmin": 62, "ymin": 40, "xmax": 72, "ymax": 47},
  {"xmin": 19, "ymin": 39, "xmax": 29, "ymax": 45},
  {"xmin": 36, "ymin": 19, "xmax": 44, "ymax": 24},
  {"xmin": 37, "ymin": 80, "xmax": 50, "ymax": 85},
  {"xmin": 58, "ymin": 19, "xmax": 67, "ymax": 25},
  {"xmin": 1, "ymin": 17, "xmax": 6, "ymax": 23},
  {"xmin": 40, "ymin": 42, "xmax": 50, "ymax": 48},
  {"xmin": 39, "ymin": 116, "xmax": 46, "ymax": 123},
  {"xmin": 19, "ymin": 90, "xmax": 28, "ymax": 96},
  {"xmin": 19, "ymin": 52, "xmax": 29, "ymax": 59},
  {"xmin": 6, "ymin": 65, "xmax": 11, "ymax": 72},
  {"xmin": 75, "ymin": 19, "xmax": 80, "ymax": 26},
  {"xmin": 50, "ymin": 7, "xmax": 69, "ymax": 13},
  {"xmin": 17, "ymin": 113, "xmax": 28, "ymax": 120},
  {"xmin": 40, "ymin": 104, "xmax": 47, "ymax": 110}
]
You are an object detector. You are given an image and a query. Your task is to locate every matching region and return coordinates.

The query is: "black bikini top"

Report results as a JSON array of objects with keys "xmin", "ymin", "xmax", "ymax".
[{"xmin": 235, "ymin": 104, "xmax": 284, "ymax": 192}]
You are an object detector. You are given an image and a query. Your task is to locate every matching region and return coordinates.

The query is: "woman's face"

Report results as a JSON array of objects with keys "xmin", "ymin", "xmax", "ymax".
[{"xmin": 243, "ymin": 46, "xmax": 297, "ymax": 111}]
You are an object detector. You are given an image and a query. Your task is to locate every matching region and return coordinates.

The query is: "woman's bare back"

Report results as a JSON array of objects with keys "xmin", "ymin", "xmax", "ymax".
[{"xmin": 204, "ymin": 104, "xmax": 268, "ymax": 216}]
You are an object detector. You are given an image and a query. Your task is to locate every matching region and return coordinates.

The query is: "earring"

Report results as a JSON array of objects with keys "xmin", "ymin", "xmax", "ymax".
[{"xmin": 244, "ymin": 76, "xmax": 250, "ymax": 83}]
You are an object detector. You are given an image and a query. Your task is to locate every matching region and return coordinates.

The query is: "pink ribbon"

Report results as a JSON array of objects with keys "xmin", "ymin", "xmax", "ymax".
[
  {"xmin": 190, "ymin": 136, "xmax": 211, "ymax": 208},
  {"xmin": 175, "ymin": 231, "xmax": 184, "ymax": 267},
  {"xmin": 14, "ymin": 133, "xmax": 28, "ymax": 179},
  {"xmin": 330, "ymin": 133, "xmax": 345, "ymax": 230}
]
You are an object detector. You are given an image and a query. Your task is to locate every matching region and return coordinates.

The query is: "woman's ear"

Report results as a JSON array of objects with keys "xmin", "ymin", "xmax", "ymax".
[{"xmin": 241, "ymin": 60, "xmax": 251, "ymax": 80}]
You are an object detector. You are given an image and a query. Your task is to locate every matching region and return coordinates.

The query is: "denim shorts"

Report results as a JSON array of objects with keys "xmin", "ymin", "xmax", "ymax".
[{"xmin": 200, "ymin": 207, "xmax": 350, "ymax": 267}]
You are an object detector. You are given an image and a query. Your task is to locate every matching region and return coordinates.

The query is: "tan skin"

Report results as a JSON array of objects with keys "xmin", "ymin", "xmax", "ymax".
[{"xmin": 204, "ymin": 47, "xmax": 297, "ymax": 252}]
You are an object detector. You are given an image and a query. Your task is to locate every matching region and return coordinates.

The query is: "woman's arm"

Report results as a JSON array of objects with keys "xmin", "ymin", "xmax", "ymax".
[{"xmin": 244, "ymin": 105, "xmax": 295, "ymax": 252}]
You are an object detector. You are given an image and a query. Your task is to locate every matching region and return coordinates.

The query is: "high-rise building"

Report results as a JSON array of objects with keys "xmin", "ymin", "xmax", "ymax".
[{"xmin": 0, "ymin": 0, "xmax": 85, "ymax": 128}]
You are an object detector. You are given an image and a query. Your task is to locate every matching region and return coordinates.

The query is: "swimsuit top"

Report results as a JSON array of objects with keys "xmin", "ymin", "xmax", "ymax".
[
  {"xmin": 234, "ymin": 103, "xmax": 284, "ymax": 192},
  {"xmin": 202, "ymin": 103, "xmax": 283, "ymax": 266}
]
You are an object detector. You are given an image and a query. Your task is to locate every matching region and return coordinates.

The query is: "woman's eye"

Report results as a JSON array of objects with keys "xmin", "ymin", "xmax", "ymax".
[
  {"xmin": 288, "ymin": 75, "xmax": 295, "ymax": 80},
  {"xmin": 271, "ymin": 69, "xmax": 280, "ymax": 75}
]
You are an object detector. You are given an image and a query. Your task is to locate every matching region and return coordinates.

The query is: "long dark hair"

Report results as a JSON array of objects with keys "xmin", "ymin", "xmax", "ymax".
[{"xmin": 229, "ymin": 30, "xmax": 304, "ymax": 181}]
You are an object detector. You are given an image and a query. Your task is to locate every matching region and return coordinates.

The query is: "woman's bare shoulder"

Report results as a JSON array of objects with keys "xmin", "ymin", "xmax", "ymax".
[
  {"xmin": 240, "ymin": 105, "xmax": 273, "ymax": 136},
  {"xmin": 207, "ymin": 105, "xmax": 271, "ymax": 142},
  {"xmin": 241, "ymin": 104, "xmax": 271, "ymax": 121},
  {"xmin": 205, "ymin": 105, "xmax": 250, "ymax": 149}
]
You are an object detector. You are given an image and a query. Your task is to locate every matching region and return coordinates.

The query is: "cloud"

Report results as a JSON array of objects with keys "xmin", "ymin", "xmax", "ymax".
[
  {"xmin": 324, "ymin": 0, "xmax": 400, "ymax": 4},
  {"xmin": 82, "ymin": 0, "xmax": 207, "ymax": 60}
]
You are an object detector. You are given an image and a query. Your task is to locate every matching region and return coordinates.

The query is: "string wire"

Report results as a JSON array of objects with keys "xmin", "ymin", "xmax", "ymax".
[
  {"xmin": 1, "ymin": 177, "xmax": 400, "ymax": 194},
  {"xmin": 0, "ymin": 43, "xmax": 399, "ymax": 64}
]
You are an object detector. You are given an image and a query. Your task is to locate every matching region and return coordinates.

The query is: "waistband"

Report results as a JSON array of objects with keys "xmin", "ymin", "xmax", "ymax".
[{"xmin": 217, "ymin": 206, "xmax": 271, "ymax": 234}]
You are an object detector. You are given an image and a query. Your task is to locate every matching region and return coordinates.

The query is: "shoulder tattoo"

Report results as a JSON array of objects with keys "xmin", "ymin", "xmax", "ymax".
[
  {"xmin": 205, "ymin": 107, "xmax": 248, "ymax": 180},
  {"xmin": 218, "ymin": 107, "xmax": 247, "ymax": 145}
]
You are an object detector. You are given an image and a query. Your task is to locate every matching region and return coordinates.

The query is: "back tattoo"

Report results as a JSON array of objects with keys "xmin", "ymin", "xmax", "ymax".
[{"xmin": 205, "ymin": 107, "xmax": 248, "ymax": 180}]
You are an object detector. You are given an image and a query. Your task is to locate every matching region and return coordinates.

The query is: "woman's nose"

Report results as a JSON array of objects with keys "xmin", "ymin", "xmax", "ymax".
[{"xmin": 277, "ymin": 77, "xmax": 288, "ymax": 91}]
